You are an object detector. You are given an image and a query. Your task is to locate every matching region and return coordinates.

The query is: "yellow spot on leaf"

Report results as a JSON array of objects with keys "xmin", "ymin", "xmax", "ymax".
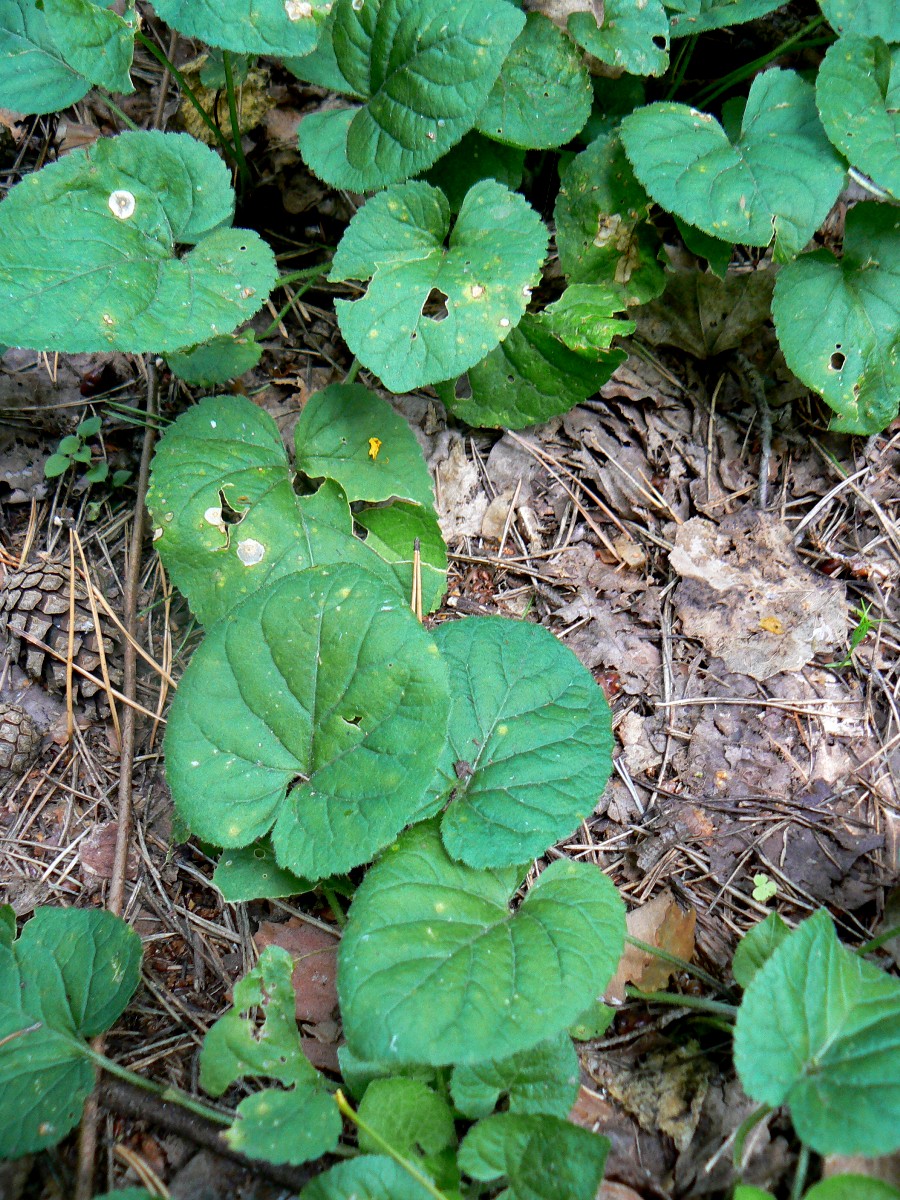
[
  {"xmin": 760, "ymin": 616, "xmax": 784, "ymax": 634},
  {"xmin": 368, "ymin": 437, "xmax": 382, "ymax": 460}
]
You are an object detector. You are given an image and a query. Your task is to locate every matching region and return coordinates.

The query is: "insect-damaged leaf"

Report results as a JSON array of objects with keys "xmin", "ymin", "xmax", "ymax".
[
  {"xmin": 165, "ymin": 565, "xmax": 449, "ymax": 880},
  {"xmin": 568, "ymin": 0, "xmax": 670, "ymax": 77},
  {"xmin": 355, "ymin": 503, "xmax": 448, "ymax": 617}
]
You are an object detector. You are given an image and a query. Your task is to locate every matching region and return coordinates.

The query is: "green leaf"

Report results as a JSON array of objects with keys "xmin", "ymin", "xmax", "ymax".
[
  {"xmin": 338, "ymin": 820, "xmax": 625, "ymax": 1066},
  {"xmin": 818, "ymin": 0, "xmax": 898, "ymax": 40},
  {"xmin": 458, "ymin": 1113, "xmax": 609, "ymax": 1200},
  {"xmin": 42, "ymin": 0, "xmax": 136, "ymax": 94},
  {"xmin": 166, "ymin": 331, "xmax": 262, "ymax": 386},
  {"xmin": 422, "ymin": 132, "xmax": 525, "ymax": 213},
  {"xmin": 200, "ymin": 945, "xmax": 341, "ymax": 1165},
  {"xmin": 43, "ymin": 453, "xmax": 73, "ymax": 478},
  {"xmin": 93, "ymin": 1191, "xmax": 156, "ymax": 1200},
  {"xmin": 732, "ymin": 1189, "xmax": 775, "ymax": 1200},
  {"xmin": 301, "ymin": 1156, "xmax": 437, "ymax": 1200},
  {"xmin": 212, "ymin": 840, "xmax": 316, "ymax": 902},
  {"xmin": 0, "ymin": 132, "xmax": 277, "ymax": 354},
  {"xmin": 569, "ymin": 0, "xmax": 670, "ymax": 77},
  {"xmin": 0, "ymin": 907, "xmax": 141, "ymax": 1157},
  {"xmin": 57, "ymin": 435, "xmax": 82, "ymax": 455},
  {"xmin": 569, "ymin": 1000, "xmax": 615, "ymax": 1041},
  {"xmin": 147, "ymin": 394, "xmax": 404, "ymax": 626},
  {"xmin": 451, "ymin": 1032, "xmax": 580, "ymax": 1119},
  {"xmin": 541, "ymin": 285, "xmax": 635, "ymax": 361},
  {"xmin": 675, "ymin": 217, "xmax": 732, "ymax": 278},
  {"xmin": 669, "ymin": 0, "xmax": 783, "ymax": 36},
  {"xmin": 0, "ymin": 0, "xmax": 89, "ymax": 114},
  {"xmin": 77, "ymin": 415, "xmax": 102, "ymax": 437},
  {"xmin": 554, "ymin": 132, "xmax": 665, "ymax": 305},
  {"xmin": 355, "ymin": 503, "xmax": 448, "ymax": 616},
  {"xmin": 771, "ymin": 202, "xmax": 900, "ymax": 434},
  {"xmin": 72, "ymin": 444, "xmax": 92, "ymax": 464},
  {"xmin": 0, "ymin": 904, "xmax": 14, "ymax": 947},
  {"xmin": 805, "ymin": 1178, "xmax": 900, "ymax": 1200},
  {"xmin": 435, "ymin": 313, "xmax": 625, "ymax": 430},
  {"xmin": 165, "ymin": 566, "xmax": 450, "ymax": 880},
  {"xmin": 337, "ymin": 1045, "xmax": 438, "ymax": 1102},
  {"xmin": 199, "ymin": 47, "xmax": 252, "ymax": 89},
  {"xmin": 424, "ymin": 617, "xmax": 614, "ymax": 868},
  {"xmin": 475, "ymin": 13, "xmax": 591, "ymax": 149},
  {"xmin": 357, "ymin": 1078, "xmax": 459, "ymax": 1191},
  {"xmin": 294, "ymin": 384, "xmax": 434, "ymax": 509},
  {"xmin": 733, "ymin": 909, "xmax": 900, "ymax": 1156},
  {"xmin": 331, "ymin": 180, "xmax": 547, "ymax": 393},
  {"xmin": 620, "ymin": 69, "xmax": 846, "ymax": 260},
  {"xmin": 817, "ymin": 35, "xmax": 900, "ymax": 198},
  {"xmin": 297, "ymin": 0, "xmax": 525, "ymax": 191},
  {"xmin": 151, "ymin": 0, "xmax": 327, "ymax": 56},
  {"xmin": 731, "ymin": 912, "xmax": 791, "ymax": 988},
  {"xmin": 284, "ymin": 3, "xmax": 348, "ymax": 93},
  {"xmin": 84, "ymin": 461, "xmax": 109, "ymax": 483}
]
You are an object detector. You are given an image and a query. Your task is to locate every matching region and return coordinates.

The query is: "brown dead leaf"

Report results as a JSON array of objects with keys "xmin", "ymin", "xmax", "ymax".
[
  {"xmin": 822, "ymin": 1153, "xmax": 900, "ymax": 1187},
  {"xmin": 605, "ymin": 890, "xmax": 696, "ymax": 1004},
  {"xmin": 79, "ymin": 821, "xmax": 139, "ymax": 886},
  {"xmin": 569, "ymin": 1084, "xmax": 674, "ymax": 1192},
  {"xmin": 598, "ymin": 1183, "xmax": 643, "ymax": 1200},
  {"xmin": 254, "ymin": 918, "xmax": 339, "ymax": 1023},
  {"xmin": 635, "ymin": 269, "xmax": 776, "ymax": 359}
]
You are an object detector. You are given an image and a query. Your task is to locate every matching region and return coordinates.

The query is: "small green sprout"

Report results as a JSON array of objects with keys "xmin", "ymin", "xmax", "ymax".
[
  {"xmin": 752, "ymin": 873, "xmax": 778, "ymax": 904},
  {"xmin": 43, "ymin": 415, "xmax": 130, "ymax": 488},
  {"xmin": 833, "ymin": 600, "xmax": 875, "ymax": 670}
]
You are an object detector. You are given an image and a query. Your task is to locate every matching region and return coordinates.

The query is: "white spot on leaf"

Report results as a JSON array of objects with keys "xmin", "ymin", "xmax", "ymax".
[
  {"xmin": 285, "ymin": 0, "xmax": 312, "ymax": 15},
  {"xmin": 108, "ymin": 189, "xmax": 136, "ymax": 219},
  {"xmin": 237, "ymin": 538, "xmax": 266, "ymax": 565}
]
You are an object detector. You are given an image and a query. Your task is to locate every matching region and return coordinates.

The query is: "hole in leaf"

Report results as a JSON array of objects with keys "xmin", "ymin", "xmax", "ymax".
[
  {"xmin": 342, "ymin": 714, "xmax": 362, "ymax": 727},
  {"xmin": 455, "ymin": 375, "xmax": 472, "ymax": 400},
  {"xmin": 423, "ymin": 287, "xmax": 449, "ymax": 322},
  {"xmin": 652, "ymin": 35, "xmax": 666, "ymax": 48},
  {"xmin": 218, "ymin": 489, "xmax": 246, "ymax": 525},
  {"xmin": 830, "ymin": 350, "xmax": 846, "ymax": 371}
]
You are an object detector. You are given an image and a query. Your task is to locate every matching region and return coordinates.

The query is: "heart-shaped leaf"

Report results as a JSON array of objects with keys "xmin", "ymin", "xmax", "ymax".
[
  {"xmin": 424, "ymin": 617, "xmax": 614, "ymax": 868},
  {"xmin": 331, "ymin": 180, "xmax": 547, "ymax": 393},
  {"xmin": 355, "ymin": 503, "xmax": 448, "ymax": 616},
  {"xmin": 166, "ymin": 332, "xmax": 262, "ymax": 386},
  {"xmin": 451, "ymin": 1032, "xmax": 580, "ymax": 1119},
  {"xmin": 298, "ymin": 0, "xmax": 524, "ymax": 191},
  {"xmin": 357, "ymin": 1078, "xmax": 458, "ymax": 1191},
  {"xmin": 0, "ymin": 908, "xmax": 141, "ymax": 1157},
  {"xmin": 458, "ymin": 1113, "xmax": 609, "ymax": 1200},
  {"xmin": 817, "ymin": 35, "xmax": 900, "ymax": 199},
  {"xmin": 475, "ymin": 13, "xmax": 591, "ymax": 149},
  {"xmin": 152, "ymin": 0, "xmax": 327, "ymax": 55},
  {"xmin": 338, "ymin": 821, "xmax": 625, "ymax": 1065},
  {"xmin": 0, "ymin": 132, "xmax": 277, "ymax": 353},
  {"xmin": 301, "ymin": 1156, "xmax": 437, "ymax": 1200},
  {"xmin": 147, "ymin": 394, "xmax": 404, "ymax": 626},
  {"xmin": 669, "ymin": 0, "xmax": 783, "ymax": 36},
  {"xmin": 293, "ymin": 384, "xmax": 435, "ymax": 509},
  {"xmin": 165, "ymin": 565, "xmax": 450, "ymax": 880},
  {"xmin": 734, "ymin": 909, "xmax": 900, "ymax": 1156},
  {"xmin": 569, "ymin": 0, "xmax": 670, "ymax": 77},
  {"xmin": 818, "ymin": 0, "xmax": 898, "ymax": 39},
  {"xmin": 200, "ymin": 945, "xmax": 341, "ymax": 1165},
  {"xmin": 771, "ymin": 203, "xmax": 900, "ymax": 433},
  {"xmin": 620, "ymin": 69, "xmax": 846, "ymax": 260}
]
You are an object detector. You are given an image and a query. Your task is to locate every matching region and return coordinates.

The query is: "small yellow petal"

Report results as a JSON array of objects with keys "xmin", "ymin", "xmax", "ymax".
[{"xmin": 368, "ymin": 437, "xmax": 382, "ymax": 461}]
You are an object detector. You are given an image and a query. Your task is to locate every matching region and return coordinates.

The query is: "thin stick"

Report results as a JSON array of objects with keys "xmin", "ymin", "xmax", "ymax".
[
  {"xmin": 412, "ymin": 536, "xmax": 422, "ymax": 622},
  {"xmin": 66, "ymin": 532, "xmax": 76, "ymax": 743}
]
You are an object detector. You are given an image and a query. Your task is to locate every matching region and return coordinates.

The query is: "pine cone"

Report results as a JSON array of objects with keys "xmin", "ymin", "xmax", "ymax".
[
  {"xmin": 0, "ymin": 560, "xmax": 121, "ymax": 700},
  {"xmin": 0, "ymin": 702, "xmax": 41, "ymax": 783}
]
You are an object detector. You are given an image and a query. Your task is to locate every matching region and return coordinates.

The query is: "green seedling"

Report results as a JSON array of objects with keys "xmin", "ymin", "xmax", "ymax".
[
  {"xmin": 832, "ymin": 599, "xmax": 876, "ymax": 669},
  {"xmin": 44, "ymin": 415, "xmax": 129, "ymax": 486}
]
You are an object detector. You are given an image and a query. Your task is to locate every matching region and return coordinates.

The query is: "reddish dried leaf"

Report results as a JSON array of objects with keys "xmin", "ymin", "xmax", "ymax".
[
  {"xmin": 605, "ymin": 890, "xmax": 696, "ymax": 1004},
  {"xmin": 79, "ymin": 820, "xmax": 139, "ymax": 883},
  {"xmin": 253, "ymin": 918, "xmax": 339, "ymax": 1023}
]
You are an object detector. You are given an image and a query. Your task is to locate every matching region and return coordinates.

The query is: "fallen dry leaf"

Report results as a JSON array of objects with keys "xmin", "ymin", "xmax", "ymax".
[
  {"xmin": 605, "ymin": 889, "xmax": 696, "ymax": 1004},
  {"xmin": 79, "ymin": 821, "xmax": 139, "ymax": 886},
  {"xmin": 254, "ymin": 918, "xmax": 339, "ymax": 1024}
]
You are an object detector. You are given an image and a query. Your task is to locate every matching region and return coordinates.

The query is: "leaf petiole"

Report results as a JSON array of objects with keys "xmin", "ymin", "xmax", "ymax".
[
  {"xmin": 335, "ymin": 1090, "xmax": 452, "ymax": 1200},
  {"xmin": 83, "ymin": 1046, "xmax": 231, "ymax": 1127}
]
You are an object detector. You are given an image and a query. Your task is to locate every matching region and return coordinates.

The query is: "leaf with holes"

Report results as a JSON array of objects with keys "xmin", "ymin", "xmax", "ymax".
[
  {"xmin": 620, "ymin": 69, "xmax": 846, "ymax": 260},
  {"xmin": 147, "ymin": 394, "xmax": 403, "ymax": 626},
  {"xmin": 458, "ymin": 1113, "xmax": 609, "ymax": 1200},
  {"xmin": 554, "ymin": 131, "xmax": 665, "ymax": 305},
  {"xmin": 331, "ymin": 180, "xmax": 547, "ymax": 393},
  {"xmin": 212, "ymin": 840, "xmax": 316, "ymax": 902},
  {"xmin": 568, "ymin": 0, "xmax": 670, "ymax": 77},
  {"xmin": 165, "ymin": 565, "xmax": 450, "ymax": 880},
  {"xmin": 151, "ymin": 0, "xmax": 328, "ymax": 55},
  {"xmin": 166, "ymin": 332, "xmax": 262, "ymax": 386},
  {"xmin": 734, "ymin": 909, "xmax": 900, "ymax": 1155},
  {"xmin": 475, "ymin": 13, "xmax": 591, "ymax": 149},
  {"xmin": 0, "ymin": 908, "xmax": 141, "ymax": 1157},
  {"xmin": 669, "ymin": 0, "xmax": 784, "ymax": 36},
  {"xmin": 301, "ymin": 1156, "xmax": 437, "ymax": 1200},
  {"xmin": 297, "ymin": 0, "xmax": 524, "ymax": 191},
  {"xmin": 0, "ymin": 132, "xmax": 277, "ymax": 353},
  {"xmin": 435, "ymin": 313, "xmax": 625, "ymax": 430},
  {"xmin": 355, "ymin": 504, "xmax": 448, "ymax": 616},
  {"xmin": 338, "ymin": 820, "xmax": 625, "ymax": 1066},
  {"xmin": 420, "ymin": 617, "xmax": 614, "ymax": 868},
  {"xmin": 817, "ymin": 35, "xmax": 900, "ymax": 198},
  {"xmin": 200, "ymin": 946, "xmax": 341, "ymax": 1165},
  {"xmin": 819, "ymin": 0, "xmax": 898, "ymax": 39},
  {"xmin": 451, "ymin": 1033, "xmax": 580, "ymax": 1120},
  {"xmin": 771, "ymin": 203, "xmax": 900, "ymax": 433},
  {"xmin": 731, "ymin": 912, "xmax": 790, "ymax": 989},
  {"xmin": 293, "ymin": 384, "xmax": 434, "ymax": 509}
]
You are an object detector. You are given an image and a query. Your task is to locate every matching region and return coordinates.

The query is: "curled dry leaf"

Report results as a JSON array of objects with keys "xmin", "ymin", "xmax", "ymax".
[
  {"xmin": 253, "ymin": 918, "xmax": 339, "ymax": 1024},
  {"xmin": 605, "ymin": 889, "xmax": 696, "ymax": 1004}
]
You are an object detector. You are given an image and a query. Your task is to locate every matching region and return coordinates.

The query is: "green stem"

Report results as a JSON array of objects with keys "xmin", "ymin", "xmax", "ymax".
[
  {"xmin": 624, "ymin": 935, "xmax": 732, "ymax": 995},
  {"xmin": 732, "ymin": 1103, "xmax": 772, "ymax": 1166},
  {"xmin": 790, "ymin": 1144, "xmax": 810, "ymax": 1200},
  {"xmin": 276, "ymin": 265, "xmax": 331, "ymax": 289},
  {"xmin": 665, "ymin": 35, "xmax": 696, "ymax": 101},
  {"xmin": 345, "ymin": 358, "xmax": 361, "ymax": 384},
  {"xmin": 135, "ymin": 31, "xmax": 236, "ymax": 162},
  {"xmin": 97, "ymin": 92, "xmax": 140, "ymax": 131},
  {"xmin": 335, "ymin": 1091, "xmax": 450, "ymax": 1200},
  {"xmin": 259, "ymin": 278, "xmax": 320, "ymax": 340},
  {"xmin": 692, "ymin": 14, "xmax": 827, "ymax": 107},
  {"xmin": 322, "ymin": 885, "xmax": 347, "ymax": 928},
  {"xmin": 221, "ymin": 51, "xmax": 251, "ymax": 190},
  {"xmin": 857, "ymin": 922, "xmax": 900, "ymax": 957},
  {"xmin": 625, "ymin": 986, "xmax": 738, "ymax": 1019},
  {"xmin": 84, "ymin": 1047, "xmax": 231, "ymax": 1127}
]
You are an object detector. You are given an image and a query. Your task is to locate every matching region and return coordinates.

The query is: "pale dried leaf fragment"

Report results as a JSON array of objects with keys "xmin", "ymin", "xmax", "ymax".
[{"xmin": 605, "ymin": 889, "xmax": 696, "ymax": 1004}]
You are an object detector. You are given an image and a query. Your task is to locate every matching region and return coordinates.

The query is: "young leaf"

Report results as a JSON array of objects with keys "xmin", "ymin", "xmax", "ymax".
[
  {"xmin": 147, "ymin": 395, "xmax": 403, "ymax": 625},
  {"xmin": 475, "ymin": 13, "xmax": 592, "ymax": 149},
  {"xmin": 620, "ymin": 69, "xmax": 846, "ymax": 260},
  {"xmin": 541, "ymin": 285, "xmax": 635, "ymax": 361},
  {"xmin": 84, "ymin": 461, "xmax": 109, "ymax": 483},
  {"xmin": 0, "ymin": 0, "xmax": 90, "ymax": 114},
  {"xmin": 0, "ymin": 907, "xmax": 141, "ymax": 1157},
  {"xmin": 818, "ymin": 0, "xmax": 898, "ymax": 39},
  {"xmin": 338, "ymin": 820, "xmax": 625, "ymax": 1066},
  {"xmin": 569, "ymin": 1000, "xmax": 615, "ymax": 1041},
  {"xmin": 300, "ymin": 1155, "xmax": 437, "ymax": 1200},
  {"xmin": 731, "ymin": 912, "xmax": 790, "ymax": 989},
  {"xmin": 212, "ymin": 840, "xmax": 316, "ymax": 903},
  {"xmin": 569, "ymin": 0, "xmax": 670, "ymax": 77},
  {"xmin": 330, "ymin": 180, "xmax": 547, "ymax": 393},
  {"xmin": 355, "ymin": 503, "xmax": 448, "ymax": 616},
  {"xmin": 423, "ymin": 617, "xmax": 614, "ymax": 868},
  {"xmin": 817, "ymin": 35, "xmax": 900, "ymax": 199},
  {"xmin": 298, "ymin": 0, "xmax": 525, "ymax": 191},
  {"xmin": 166, "ymin": 332, "xmax": 262, "ymax": 386},
  {"xmin": 151, "ymin": 0, "xmax": 326, "ymax": 56},
  {"xmin": 165, "ymin": 566, "xmax": 450, "ymax": 879},
  {"xmin": 458, "ymin": 1113, "xmax": 609, "ymax": 1200},
  {"xmin": 77, "ymin": 415, "xmax": 102, "ymax": 438},
  {"xmin": 43, "ymin": 453, "xmax": 73, "ymax": 478},
  {"xmin": 669, "ymin": 0, "xmax": 783, "ymax": 36},
  {"xmin": 41, "ymin": 0, "xmax": 136, "ymax": 94},
  {"xmin": 200, "ymin": 945, "xmax": 341, "ymax": 1165},
  {"xmin": 423, "ymin": 132, "xmax": 525, "ymax": 213},
  {"xmin": 733, "ymin": 909, "xmax": 900, "ymax": 1156},
  {"xmin": 804, "ymin": 1179, "xmax": 900, "ymax": 1200},
  {"xmin": 771, "ymin": 203, "xmax": 900, "ymax": 434},
  {"xmin": 294, "ymin": 384, "xmax": 435, "ymax": 509},
  {"xmin": 357, "ymin": 1078, "xmax": 458, "ymax": 1190},
  {"xmin": 450, "ymin": 1032, "xmax": 580, "ymax": 1119},
  {"xmin": 337, "ymin": 1045, "xmax": 438, "ymax": 1102},
  {"xmin": 0, "ymin": 132, "xmax": 277, "ymax": 353},
  {"xmin": 675, "ymin": 217, "xmax": 733, "ymax": 278}
]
